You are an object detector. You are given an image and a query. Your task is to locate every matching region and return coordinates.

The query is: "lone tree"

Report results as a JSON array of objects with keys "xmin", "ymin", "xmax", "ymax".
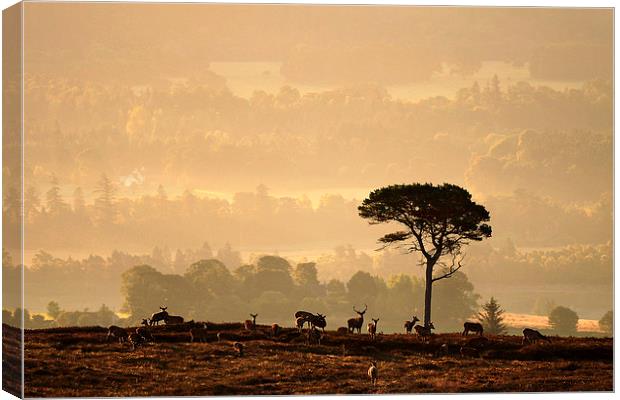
[
  {"xmin": 359, "ymin": 183, "xmax": 491, "ymax": 327},
  {"xmin": 548, "ymin": 306, "xmax": 579, "ymax": 335},
  {"xmin": 478, "ymin": 297, "xmax": 507, "ymax": 335}
]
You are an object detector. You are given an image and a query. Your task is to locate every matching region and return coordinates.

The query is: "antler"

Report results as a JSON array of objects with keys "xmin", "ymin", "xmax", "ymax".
[{"xmin": 362, "ymin": 304, "xmax": 368, "ymax": 313}]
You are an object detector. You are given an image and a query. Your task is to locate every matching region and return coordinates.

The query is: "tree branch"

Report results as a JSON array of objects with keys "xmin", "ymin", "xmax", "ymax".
[{"xmin": 431, "ymin": 253, "xmax": 465, "ymax": 282}]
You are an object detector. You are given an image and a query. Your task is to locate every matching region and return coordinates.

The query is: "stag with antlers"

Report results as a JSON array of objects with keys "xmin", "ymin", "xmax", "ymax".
[{"xmin": 347, "ymin": 304, "xmax": 367, "ymax": 334}]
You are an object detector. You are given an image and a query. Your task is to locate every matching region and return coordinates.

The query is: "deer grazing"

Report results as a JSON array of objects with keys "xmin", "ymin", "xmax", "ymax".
[
  {"xmin": 414, "ymin": 322, "xmax": 435, "ymax": 342},
  {"xmin": 164, "ymin": 315, "xmax": 184, "ymax": 325},
  {"xmin": 368, "ymin": 361, "xmax": 378, "ymax": 385},
  {"xmin": 367, "ymin": 318, "xmax": 379, "ymax": 340},
  {"xmin": 149, "ymin": 306, "xmax": 169, "ymax": 326},
  {"xmin": 190, "ymin": 323, "xmax": 209, "ymax": 343},
  {"xmin": 294, "ymin": 311, "xmax": 326, "ymax": 331},
  {"xmin": 106, "ymin": 325, "xmax": 128, "ymax": 343},
  {"xmin": 136, "ymin": 319, "xmax": 154, "ymax": 342},
  {"xmin": 347, "ymin": 304, "xmax": 367, "ymax": 334},
  {"xmin": 462, "ymin": 322, "xmax": 484, "ymax": 336},
  {"xmin": 295, "ymin": 316, "xmax": 307, "ymax": 332},
  {"xmin": 244, "ymin": 313, "xmax": 258, "ymax": 331},
  {"xmin": 337, "ymin": 327, "xmax": 349, "ymax": 335},
  {"xmin": 271, "ymin": 323, "xmax": 280, "ymax": 338},
  {"xmin": 233, "ymin": 341, "xmax": 244, "ymax": 356},
  {"xmin": 439, "ymin": 343, "xmax": 450, "ymax": 356},
  {"xmin": 522, "ymin": 328, "xmax": 551, "ymax": 345},
  {"xmin": 404, "ymin": 316, "xmax": 420, "ymax": 334}
]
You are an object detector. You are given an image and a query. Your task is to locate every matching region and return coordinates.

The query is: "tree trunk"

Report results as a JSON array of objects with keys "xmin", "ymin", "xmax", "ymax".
[{"xmin": 423, "ymin": 260, "xmax": 434, "ymax": 327}]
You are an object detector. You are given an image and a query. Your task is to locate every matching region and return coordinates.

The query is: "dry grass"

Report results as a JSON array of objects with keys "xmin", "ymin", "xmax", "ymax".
[{"xmin": 16, "ymin": 323, "xmax": 612, "ymax": 397}]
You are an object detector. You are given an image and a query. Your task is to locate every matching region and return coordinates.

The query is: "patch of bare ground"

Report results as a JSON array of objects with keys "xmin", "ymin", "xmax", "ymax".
[{"xmin": 16, "ymin": 323, "xmax": 612, "ymax": 397}]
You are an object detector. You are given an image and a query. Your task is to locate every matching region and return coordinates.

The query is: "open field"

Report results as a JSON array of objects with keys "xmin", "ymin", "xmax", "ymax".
[
  {"xmin": 13, "ymin": 323, "xmax": 613, "ymax": 397},
  {"xmin": 503, "ymin": 313, "xmax": 603, "ymax": 333}
]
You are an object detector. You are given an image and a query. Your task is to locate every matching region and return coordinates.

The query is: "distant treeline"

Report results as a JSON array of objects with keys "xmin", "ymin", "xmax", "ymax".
[
  {"xmin": 5, "ymin": 252, "xmax": 480, "ymax": 333},
  {"xmin": 3, "ymin": 237, "xmax": 611, "ymax": 317},
  {"xmin": 118, "ymin": 255, "xmax": 479, "ymax": 333}
]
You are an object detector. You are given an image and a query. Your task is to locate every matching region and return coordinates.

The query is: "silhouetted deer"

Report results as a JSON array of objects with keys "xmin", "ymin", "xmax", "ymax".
[
  {"xmin": 295, "ymin": 316, "xmax": 306, "ymax": 332},
  {"xmin": 414, "ymin": 322, "xmax": 435, "ymax": 342},
  {"xmin": 347, "ymin": 304, "xmax": 367, "ymax": 333},
  {"xmin": 522, "ymin": 328, "xmax": 551, "ymax": 345},
  {"xmin": 271, "ymin": 323, "xmax": 280, "ymax": 337},
  {"xmin": 244, "ymin": 313, "xmax": 258, "ymax": 331},
  {"xmin": 128, "ymin": 332, "xmax": 145, "ymax": 351},
  {"xmin": 367, "ymin": 318, "xmax": 379, "ymax": 340},
  {"xmin": 136, "ymin": 319, "xmax": 154, "ymax": 342},
  {"xmin": 312, "ymin": 313, "xmax": 327, "ymax": 332},
  {"xmin": 462, "ymin": 322, "xmax": 484, "ymax": 336},
  {"xmin": 294, "ymin": 311, "xmax": 326, "ymax": 331},
  {"xmin": 233, "ymin": 341, "xmax": 244, "ymax": 356},
  {"xmin": 460, "ymin": 346, "xmax": 480, "ymax": 358},
  {"xmin": 106, "ymin": 325, "xmax": 128, "ymax": 343},
  {"xmin": 404, "ymin": 316, "xmax": 420, "ymax": 334},
  {"xmin": 306, "ymin": 327, "xmax": 322, "ymax": 345},
  {"xmin": 149, "ymin": 306, "xmax": 168, "ymax": 326},
  {"xmin": 190, "ymin": 323, "xmax": 209, "ymax": 343},
  {"xmin": 466, "ymin": 336, "xmax": 489, "ymax": 349}
]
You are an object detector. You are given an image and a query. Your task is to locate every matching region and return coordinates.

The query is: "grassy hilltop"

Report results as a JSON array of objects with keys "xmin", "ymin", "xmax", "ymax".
[{"xmin": 8, "ymin": 322, "xmax": 613, "ymax": 397}]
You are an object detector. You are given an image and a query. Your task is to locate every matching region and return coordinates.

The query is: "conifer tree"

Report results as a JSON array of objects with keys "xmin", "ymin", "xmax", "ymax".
[{"xmin": 478, "ymin": 297, "xmax": 507, "ymax": 335}]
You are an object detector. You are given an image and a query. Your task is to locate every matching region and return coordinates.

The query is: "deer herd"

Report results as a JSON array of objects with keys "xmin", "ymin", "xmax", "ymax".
[{"xmin": 105, "ymin": 304, "xmax": 553, "ymax": 386}]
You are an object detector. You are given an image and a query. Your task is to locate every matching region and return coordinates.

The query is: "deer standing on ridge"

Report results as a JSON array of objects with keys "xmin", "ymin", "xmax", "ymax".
[{"xmin": 347, "ymin": 304, "xmax": 367, "ymax": 334}]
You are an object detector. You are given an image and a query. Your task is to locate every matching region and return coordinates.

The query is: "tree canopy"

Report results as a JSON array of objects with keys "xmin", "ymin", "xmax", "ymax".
[
  {"xmin": 359, "ymin": 183, "xmax": 491, "ymax": 326},
  {"xmin": 548, "ymin": 305, "xmax": 579, "ymax": 335}
]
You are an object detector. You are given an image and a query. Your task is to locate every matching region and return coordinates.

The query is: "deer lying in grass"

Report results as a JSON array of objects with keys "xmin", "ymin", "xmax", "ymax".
[
  {"xmin": 460, "ymin": 346, "xmax": 480, "ymax": 358},
  {"xmin": 466, "ymin": 336, "xmax": 489, "ymax": 348},
  {"xmin": 367, "ymin": 318, "xmax": 379, "ymax": 340},
  {"xmin": 439, "ymin": 343, "xmax": 450, "ymax": 356},
  {"xmin": 347, "ymin": 304, "xmax": 367, "ymax": 334},
  {"xmin": 106, "ymin": 325, "xmax": 128, "ymax": 343},
  {"xmin": 244, "ymin": 314, "xmax": 258, "ymax": 331},
  {"xmin": 233, "ymin": 341, "xmax": 244, "ymax": 356},
  {"xmin": 337, "ymin": 327, "xmax": 349, "ymax": 335},
  {"xmin": 462, "ymin": 322, "xmax": 484, "ymax": 336},
  {"xmin": 149, "ymin": 306, "xmax": 168, "ymax": 326},
  {"xmin": 404, "ymin": 316, "xmax": 420, "ymax": 334},
  {"xmin": 190, "ymin": 323, "xmax": 209, "ymax": 343},
  {"xmin": 368, "ymin": 361, "xmax": 378, "ymax": 385},
  {"xmin": 128, "ymin": 332, "xmax": 145, "ymax": 351},
  {"xmin": 164, "ymin": 315, "xmax": 184, "ymax": 325},
  {"xmin": 522, "ymin": 328, "xmax": 551, "ymax": 345},
  {"xmin": 414, "ymin": 322, "xmax": 435, "ymax": 342},
  {"xmin": 136, "ymin": 319, "xmax": 154, "ymax": 342}
]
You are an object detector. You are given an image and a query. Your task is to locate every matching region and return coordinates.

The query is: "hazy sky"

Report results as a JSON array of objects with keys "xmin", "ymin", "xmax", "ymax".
[{"xmin": 14, "ymin": 4, "xmax": 612, "ymax": 258}]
